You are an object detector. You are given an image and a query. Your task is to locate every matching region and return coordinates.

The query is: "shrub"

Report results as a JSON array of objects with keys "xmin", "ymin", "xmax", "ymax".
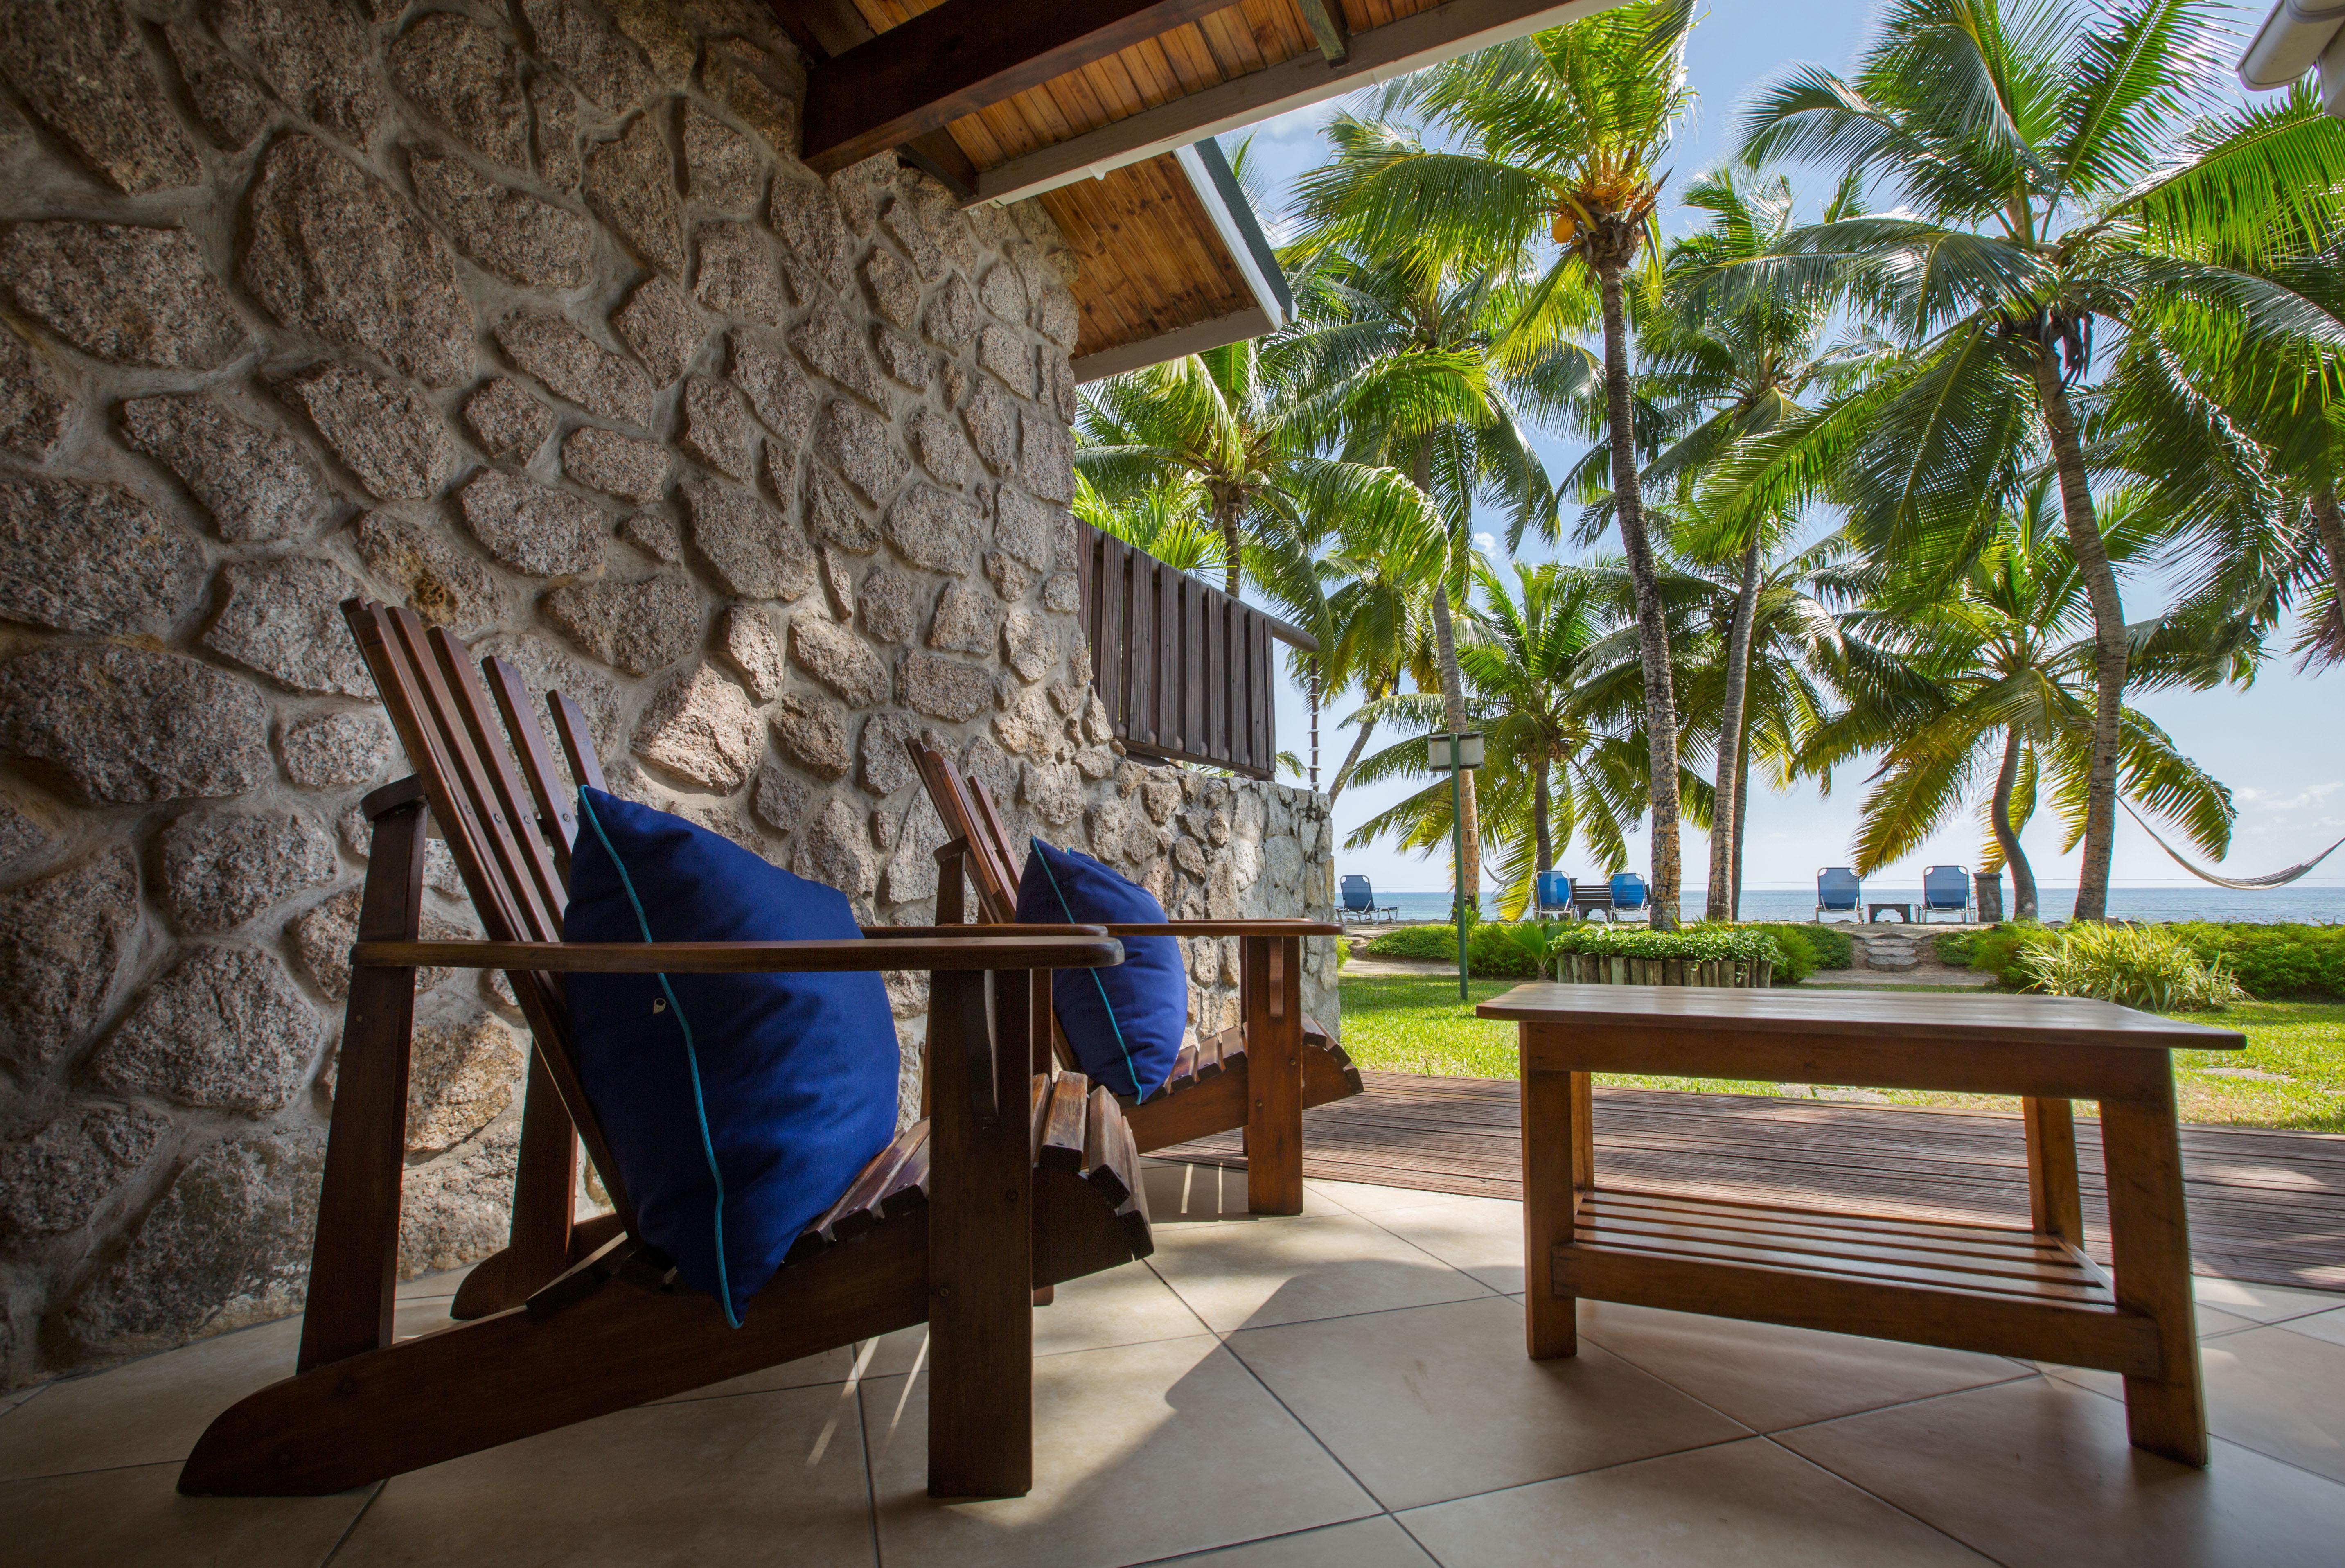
[
  {"xmin": 2016, "ymin": 923, "xmax": 2246, "ymax": 1012},
  {"xmin": 1549, "ymin": 923, "xmax": 1787, "ymax": 967},
  {"xmin": 1735, "ymin": 921, "xmax": 1848, "ymax": 979},
  {"xmin": 1933, "ymin": 930, "xmax": 1978, "ymax": 967},
  {"xmin": 2165, "ymin": 923, "xmax": 2345, "ymax": 1000},
  {"xmin": 1470, "ymin": 920, "xmax": 1553, "ymax": 979},
  {"xmin": 1362, "ymin": 920, "xmax": 1551, "ymax": 978},
  {"xmin": 1363, "ymin": 925, "xmax": 1466, "ymax": 963},
  {"xmin": 1959, "ymin": 922, "xmax": 2059, "ymax": 986}
]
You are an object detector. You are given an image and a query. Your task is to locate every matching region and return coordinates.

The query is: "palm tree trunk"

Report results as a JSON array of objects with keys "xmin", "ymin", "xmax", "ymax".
[
  {"xmin": 1705, "ymin": 541, "xmax": 1763, "ymax": 921},
  {"xmin": 1533, "ymin": 761, "xmax": 1554, "ymax": 873},
  {"xmin": 1308, "ymin": 659, "xmax": 1321, "ymax": 792},
  {"xmin": 2031, "ymin": 354, "xmax": 2125, "ymax": 924},
  {"xmin": 1412, "ymin": 439, "xmax": 1479, "ymax": 905},
  {"xmin": 2313, "ymin": 486, "xmax": 2345, "ymax": 622},
  {"xmin": 1991, "ymin": 726, "xmax": 2038, "ymax": 921},
  {"xmin": 1218, "ymin": 502, "xmax": 1243, "ymax": 600},
  {"xmin": 1598, "ymin": 259, "xmax": 1682, "ymax": 930},
  {"xmin": 1731, "ymin": 728, "xmax": 1751, "ymax": 921},
  {"xmin": 1327, "ymin": 707, "xmax": 1378, "ymax": 808}
]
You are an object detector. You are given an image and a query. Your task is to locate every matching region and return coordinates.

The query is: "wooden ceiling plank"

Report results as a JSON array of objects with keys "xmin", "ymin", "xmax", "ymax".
[
  {"xmin": 800, "ymin": 0, "xmax": 1244, "ymax": 173},
  {"xmin": 968, "ymin": 0, "xmax": 1605, "ymax": 205}
]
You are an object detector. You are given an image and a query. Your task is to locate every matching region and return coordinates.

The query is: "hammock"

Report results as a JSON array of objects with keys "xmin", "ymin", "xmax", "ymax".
[{"xmin": 2121, "ymin": 801, "xmax": 2345, "ymax": 891}]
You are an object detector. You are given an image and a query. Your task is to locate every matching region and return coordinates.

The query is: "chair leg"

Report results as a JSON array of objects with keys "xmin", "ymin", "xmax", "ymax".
[
  {"xmin": 299, "ymin": 800, "xmax": 427, "ymax": 1374},
  {"xmin": 1243, "ymin": 936, "xmax": 1304, "ymax": 1215},
  {"xmin": 452, "ymin": 1053, "xmax": 578, "ymax": 1319},
  {"xmin": 925, "ymin": 966, "xmax": 1035, "ymax": 1498}
]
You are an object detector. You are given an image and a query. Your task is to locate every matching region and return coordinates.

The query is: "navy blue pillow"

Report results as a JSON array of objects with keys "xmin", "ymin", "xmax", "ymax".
[
  {"xmin": 1015, "ymin": 837, "xmax": 1185, "ymax": 1100},
  {"xmin": 564, "ymin": 787, "xmax": 897, "ymax": 1324}
]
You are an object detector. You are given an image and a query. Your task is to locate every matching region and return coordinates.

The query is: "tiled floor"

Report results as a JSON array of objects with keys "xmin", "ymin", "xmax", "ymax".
[{"xmin": 4, "ymin": 1159, "xmax": 2342, "ymax": 1567}]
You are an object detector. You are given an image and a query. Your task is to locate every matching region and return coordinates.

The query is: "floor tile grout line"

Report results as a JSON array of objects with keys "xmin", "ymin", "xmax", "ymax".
[
  {"xmin": 315, "ymin": 1478, "xmax": 386, "ymax": 1566},
  {"xmin": 1749, "ymin": 1430, "xmax": 2020, "ymax": 1568},
  {"xmin": 854, "ymin": 1338, "xmax": 885, "ymax": 1568},
  {"xmin": 2037, "ymin": 1363, "xmax": 2345, "ymax": 1491},
  {"xmin": 1204, "ymin": 1301, "xmax": 1405, "ymax": 1528},
  {"xmin": 1117, "ymin": 1515, "xmax": 1415, "ymax": 1568}
]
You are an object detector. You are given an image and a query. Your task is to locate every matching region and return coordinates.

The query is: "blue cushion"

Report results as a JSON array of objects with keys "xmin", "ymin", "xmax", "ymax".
[
  {"xmin": 1015, "ymin": 837, "xmax": 1185, "ymax": 1100},
  {"xmin": 563, "ymin": 787, "xmax": 897, "ymax": 1324}
]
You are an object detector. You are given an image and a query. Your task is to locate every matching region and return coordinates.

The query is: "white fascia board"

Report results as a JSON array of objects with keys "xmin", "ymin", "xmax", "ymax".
[
  {"xmin": 1071, "ymin": 307, "xmax": 1275, "ymax": 383},
  {"xmin": 2240, "ymin": 0, "xmax": 2345, "ymax": 88},
  {"xmin": 1174, "ymin": 144, "xmax": 1286, "ymax": 332}
]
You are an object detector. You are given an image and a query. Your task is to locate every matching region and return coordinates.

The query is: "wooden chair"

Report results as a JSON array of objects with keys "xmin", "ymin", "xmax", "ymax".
[
  {"xmin": 178, "ymin": 602, "xmax": 1151, "ymax": 1500},
  {"xmin": 906, "ymin": 742, "xmax": 1356, "ymax": 1216}
]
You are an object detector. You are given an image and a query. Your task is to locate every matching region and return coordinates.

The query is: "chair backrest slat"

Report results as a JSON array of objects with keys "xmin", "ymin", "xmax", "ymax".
[
  {"xmin": 966, "ymin": 776, "xmax": 1024, "ymax": 897},
  {"xmin": 384, "ymin": 609, "xmax": 561, "ymax": 944},
  {"xmin": 910, "ymin": 742, "xmax": 1019, "ymax": 921},
  {"xmin": 430, "ymin": 627, "xmax": 567, "ymax": 936},
  {"xmin": 548, "ymin": 690, "xmax": 607, "ymax": 792},
  {"xmin": 348, "ymin": 605, "xmax": 527, "ymax": 946},
  {"xmin": 341, "ymin": 600, "xmax": 638, "ymax": 1230},
  {"xmin": 482, "ymin": 656, "xmax": 578, "ymax": 886}
]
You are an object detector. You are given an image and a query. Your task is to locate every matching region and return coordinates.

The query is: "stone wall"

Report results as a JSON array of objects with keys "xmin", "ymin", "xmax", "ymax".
[{"xmin": 0, "ymin": 0, "xmax": 1333, "ymax": 1391}]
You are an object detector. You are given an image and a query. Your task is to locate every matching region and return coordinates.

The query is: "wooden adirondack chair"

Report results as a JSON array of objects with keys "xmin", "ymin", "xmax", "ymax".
[
  {"xmin": 906, "ymin": 742, "xmax": 1359, "ymax": 1216},
  {"xmin": 178, "ymin": 602, "xmax": 1151, "ymax": 1500}
]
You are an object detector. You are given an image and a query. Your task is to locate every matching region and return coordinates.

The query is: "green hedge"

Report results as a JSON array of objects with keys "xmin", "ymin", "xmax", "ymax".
[
  {"xmin": 1549, "ymin": 925, "xmax": 1787, "ymax": 967},
  {"xmin": 2166, "ymin": 923, "xmax": 2345, "ymax": 1000},
  {"xmin": 1360, "ymin": 921, "xmax": 1549, "ymax": 979},
  {"xmin": 1947, "ymin": 922, "xmax": 2345, "ymax": 1001}
]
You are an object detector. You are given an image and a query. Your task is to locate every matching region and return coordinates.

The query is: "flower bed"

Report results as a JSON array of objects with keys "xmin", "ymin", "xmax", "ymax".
[{"xmin": 1547, "ymin": 925, "xmax": 1783, "ymax": 989}]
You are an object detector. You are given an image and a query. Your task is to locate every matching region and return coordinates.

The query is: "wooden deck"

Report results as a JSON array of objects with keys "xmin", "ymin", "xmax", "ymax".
[{"xmin": 1159, "ymin": 1072, "xmax": 2345, "ymax": 1292}]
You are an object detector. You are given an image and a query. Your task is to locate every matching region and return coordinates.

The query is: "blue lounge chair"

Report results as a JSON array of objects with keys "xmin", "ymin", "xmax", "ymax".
[
  {"xmin": 1921, "ymin": 865, "xmax": 1973, "ymax": 922},
  {"xmin": 1569, "ymin": 878, "xmax": 1614, "ymax": 922},
  {"xmin": 1340, "ymin": 875, "xmax": 1398, "ymax": 924},
  {"xmin": 1534, "ymin": 869, "xmax": 1573, "ymax": 918},
  {"xmin": 1610, "ymin": 871, "xmax": 1649, "ymax": 920},
  {"xmin": 1817, "ymin": 866, "xmax": 1862, "ymax": 921}
]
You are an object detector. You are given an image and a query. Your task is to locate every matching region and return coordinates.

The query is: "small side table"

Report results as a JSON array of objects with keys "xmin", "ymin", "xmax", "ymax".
[
  {"xmin": 1479, "ymin": 983, "xmax": 2244, "ymax": 1466},
  {"xmin": 1867, "ymin": 902, "xmax": 1912, "ymax": 922}
]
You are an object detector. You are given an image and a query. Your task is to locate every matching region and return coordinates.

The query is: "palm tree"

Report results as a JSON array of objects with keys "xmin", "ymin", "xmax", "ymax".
[
  {"xmin": 1801, "ymin": 482, "xmax": 2233, "ymax": 916},
  {"xmin": 1297, "ymin": 0, "xmax": 1699, "ymax": 924},
  {"xmin": 1597, "ymin": 164, "xmax": 1887, "ymax": 919},
  {"xmin": 1714, "ymin": 0, "xmax": 2345, "ymax": 920},
  {"xmin": 1275, "ymin": 233, "xmax": 1573, "ymax": 899},
  {"xmin": 1344, "ymin": 560, "xmax": 1704, "ymax": 917},
  {"xmin": 1072, "ymin": 470, "xmax": 1229, "ymax": 578},
  {"xmin": 1076, "ymin": 339, "xmax": 1413, "ymax": 602}
]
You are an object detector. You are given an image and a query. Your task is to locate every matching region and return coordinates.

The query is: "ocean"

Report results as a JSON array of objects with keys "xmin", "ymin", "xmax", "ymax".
[{"xmin": 1355, "ymin": 885, "xmax": 2345, "ymax": 925}]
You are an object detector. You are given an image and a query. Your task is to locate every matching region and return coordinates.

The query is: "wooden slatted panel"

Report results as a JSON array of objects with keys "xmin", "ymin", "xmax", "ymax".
[
  {"xmin": 1099, "ymin": 532, "xmax": 1128, "ymax": 744},
  {"xmin": 1127, "ymin": 532, "xmax": 1154, "ymax": 749},
  {"xmin": 1155, "ymin": 544, "xmax": 1181, "ymax": 753},
  {"xmin": 1075, "ymin": 522, "xmax": 1281, "ymax": 779}
]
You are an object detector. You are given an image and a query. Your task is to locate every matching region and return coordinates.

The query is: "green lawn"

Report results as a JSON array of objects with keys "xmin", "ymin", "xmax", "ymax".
[{"xmin": 1337, "ymin": 975, "xmax": 2345, "ymax": 1133}]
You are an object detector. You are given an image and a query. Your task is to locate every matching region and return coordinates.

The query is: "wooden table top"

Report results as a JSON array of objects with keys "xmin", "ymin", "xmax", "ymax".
[{"xmin": 1476, "ymin": 983, "xmax": 2246, "ymax": 1053}]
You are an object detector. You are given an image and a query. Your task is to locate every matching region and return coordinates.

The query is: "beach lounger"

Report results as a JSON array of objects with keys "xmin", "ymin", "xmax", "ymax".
[
  {"xmin": 1342, "ymin": 875, "xmax": 1399, "ymax": 923},
  {"xmin": 1921, "ymin": 864, "xmax": 1973, "ymax": 922},
  {"xmin": 1817, "ymin": 866, "xmax": 1863, "ymax": 921}
]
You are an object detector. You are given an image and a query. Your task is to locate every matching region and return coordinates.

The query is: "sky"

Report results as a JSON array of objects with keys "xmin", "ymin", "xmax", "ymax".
[{"xmin": 1202, "ymin": 0, "xmax": 2345, "ymax": 898}]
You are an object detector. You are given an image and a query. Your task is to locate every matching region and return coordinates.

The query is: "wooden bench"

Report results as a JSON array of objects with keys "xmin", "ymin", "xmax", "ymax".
[{"xmin": 1480, "ymin": 982, "xmax": 2244, "ymax": 1467}]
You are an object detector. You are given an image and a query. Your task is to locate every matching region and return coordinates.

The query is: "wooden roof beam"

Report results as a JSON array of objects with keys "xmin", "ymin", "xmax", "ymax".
[
  {"xmin": 970, "ymin": 0, "xmax": 1622, "ymax": 207},
  {"xmin": 1296, "ymin": 0, "xmax": 1352, "ymax": 64},
  {"xmin": 797, "ymin": 0, "xmax": 1236, "ymax": 176}
]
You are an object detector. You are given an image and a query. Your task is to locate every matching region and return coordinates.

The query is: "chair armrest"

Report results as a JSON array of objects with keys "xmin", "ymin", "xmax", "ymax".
[
  {"xmin": 1098, "ymin": 920, "xmax": 1342, "ymax": 937},
  {"xmin": 352, "ymin": 934, "xmax": 1124, "ymax": 974}
]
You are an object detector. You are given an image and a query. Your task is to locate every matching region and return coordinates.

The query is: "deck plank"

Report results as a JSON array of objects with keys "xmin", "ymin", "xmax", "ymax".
[{"xmin": 1156, "ymin": 1072, "xmax": 2345, "ymax": 1291}]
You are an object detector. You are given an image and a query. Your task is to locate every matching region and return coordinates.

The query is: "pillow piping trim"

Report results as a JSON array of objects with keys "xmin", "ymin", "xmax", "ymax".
[
  {"xmin": 576, "ymin": 790, "xmax": 741, "ymax": 1328},
  {"xmin": 1030, "ymin": 836, "xmax": 1164, "ymax": 1101}
]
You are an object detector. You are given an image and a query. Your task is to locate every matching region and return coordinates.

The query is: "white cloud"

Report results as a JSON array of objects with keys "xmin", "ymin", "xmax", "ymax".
[{"xmin": 1474, "ymin": 531, "xmax": 1497, "ymax": 552}]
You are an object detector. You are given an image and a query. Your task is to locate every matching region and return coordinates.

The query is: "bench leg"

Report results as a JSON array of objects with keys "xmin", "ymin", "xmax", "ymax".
[
  {"xmin": 2022, "ymin": 1096, "xmax": 2083, "ymax": 1245},
  {"xmin": 1523, "ymin": 1055, "xmax": 1589, "ymax": 1359},
  {"xmin": 2101, "ymin": 1087, "xmax": 2208, "ymax": 1466},
  {"xmin": 1243, "ymin": 936, "xmax": 1304, "ymax": 1216}
]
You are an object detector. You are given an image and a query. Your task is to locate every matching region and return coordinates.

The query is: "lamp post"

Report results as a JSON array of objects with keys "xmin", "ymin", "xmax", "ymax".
[{"xmin": 1432, "ymin": 731, "xmax": 1485, "ymax": 1001}]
